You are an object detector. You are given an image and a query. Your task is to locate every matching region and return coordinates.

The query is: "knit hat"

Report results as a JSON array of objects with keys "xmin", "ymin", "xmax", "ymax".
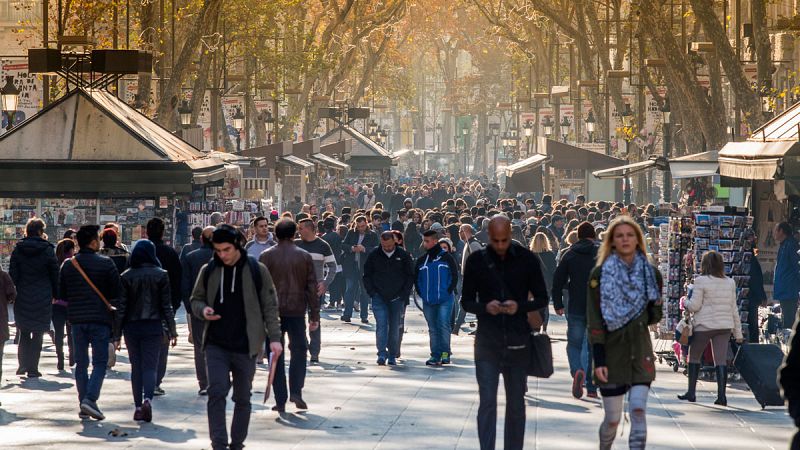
[{"xmin": 269, "ymin": 209, "xmax": 279, "ymax": 221}]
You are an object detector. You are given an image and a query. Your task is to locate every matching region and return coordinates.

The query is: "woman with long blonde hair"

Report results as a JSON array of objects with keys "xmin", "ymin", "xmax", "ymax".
[
  {"xmin": 587, "ymin": 216, "xmax": 662, "ymax": 450},
  {"xmin": 530, "ymin": 232, "xmax": 556, "ymax": 331}
]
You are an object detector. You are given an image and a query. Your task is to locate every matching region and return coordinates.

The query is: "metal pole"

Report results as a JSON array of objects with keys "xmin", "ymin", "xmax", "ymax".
[
  {"xmin": 42, "ymin": 0, "xmax": 49, "ymax": 106},
  {"xmin": 624, "ymin": 140, "xmax": 631, "ymax": 204},
  {"xmin": 663, "ymin": 122, "xmax": 672, "ymax": 203}
]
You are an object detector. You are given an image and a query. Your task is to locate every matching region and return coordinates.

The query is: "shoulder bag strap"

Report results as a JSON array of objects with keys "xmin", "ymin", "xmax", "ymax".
[{"xmin": 70, "ymin": 257, "xmax": 117, "ymax": 312}]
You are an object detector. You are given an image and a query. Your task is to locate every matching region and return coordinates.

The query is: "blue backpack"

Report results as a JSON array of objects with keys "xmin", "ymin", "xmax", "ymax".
[{"xmin": 417, "ymin": 250, "xmax": 453, "ymax": 305}]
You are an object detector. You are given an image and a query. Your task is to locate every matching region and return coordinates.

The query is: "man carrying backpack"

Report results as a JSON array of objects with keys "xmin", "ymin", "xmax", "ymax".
[
  {"xmin": 415, "ymin": 229, "xmax": 459, "ymax": 366},
  {"xmin": 190, "ymin": 224, "xmax": 282, "ymax": 450}
]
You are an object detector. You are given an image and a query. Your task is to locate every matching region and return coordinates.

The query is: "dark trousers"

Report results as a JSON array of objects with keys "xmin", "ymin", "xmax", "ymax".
[
  {"xmin": 124, "ymin": 320, "xmax": 162, "ymax": 407},
  {"xmin": 17, "ymin": 329, "xmax": 44, "ymax": 374},
  {"xmin": 157, "ymin": 337, "xmax": 169, "ymax": 387},
  {"xmin": 782, "ymin": 298, "xmax": 800, "ymax": 330},
  {"xmin": 747, "ymin": 300, "xmax": 760, "ymax": 343},
  {"xmin": 191, "ymin": 315, "xmax": 208, "ymax": 389},
  {"xmin": 329, "ymin": 274, "xmax": 345, "ymax": 307},
  {"xmin": 475, "ymin": 359, "xmax": 527, "ymax": 450},
  {"xmin": 308, "ymin": 295, "xmax": 323, "ymax": 360},
  {"xmin": 343, "ymin": 274, "xmax": 369, "ymax": 321},
  {"xmin": 72, "ymin": 323, "xmax": 110, "ymax": 404},
  {"xmin": 0, "ymin": 341, "xmax": 5, "ymax": 382},
  {"xmin": 205, "ymin": 344, "xmax": 256, "ymax": 450},
  {"xmin": 52, "ymin": 305, "xmax": 73, "ymax": 367},
  {"xmin": 396, "ymin": 302, "xmax": 407, "ymax": 358},
  {"xmin": 272, "ymin": 317, "xmax": 308, "ymax": 405}
]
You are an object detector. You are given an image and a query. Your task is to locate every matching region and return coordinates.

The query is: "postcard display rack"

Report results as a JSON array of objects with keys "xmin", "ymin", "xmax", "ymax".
[
  {"xmin": 658, "ymin": 216, "xmax": 693, "ymax": 338},
  {"xmin": 658, "ymin": 209, "xmax": 754, "ymax": 341},
  {"xmin": 0, "ymin": 197, "xmax": 176, "ymax": 271},
  {"xmin": 187, "ymin": 200, "xmax": 262, "ymax": 232}
]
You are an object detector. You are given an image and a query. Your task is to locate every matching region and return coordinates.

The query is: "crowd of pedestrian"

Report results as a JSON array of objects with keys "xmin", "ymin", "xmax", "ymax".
[{"xmin": 3, "ymin": 172, "xmax": 800, "ymax": 450}]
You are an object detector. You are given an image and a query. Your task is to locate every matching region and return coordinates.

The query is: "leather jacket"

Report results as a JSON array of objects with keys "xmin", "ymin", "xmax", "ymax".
[
  {"xmin": 116, "ymin": 263, "xmax": 177, "ymax": 339},
  {"xmin": 259, "ymin": 241, "xmax": 320, "ymax": 321}
]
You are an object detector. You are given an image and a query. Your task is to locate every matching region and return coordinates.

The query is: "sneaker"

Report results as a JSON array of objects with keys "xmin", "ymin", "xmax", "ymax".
[
  {"xmin": 141, "ymin": 399, "xmax": 152, "ymax": 422},
  {"xmin": 198, "ymin": 389, "xmax": 208, "ymax": 396},
  {"xmin": 425, "ymin": 357, "xmax": 442, "ymax": 366},
  {"xmin": 271, "ymin": 404, "xmax": 285, "ymax": 413},
  {"xmin": 133, "ymin": 408, "xmax": 144, "ymax": 421},
  {"xmin": 80, "ymin": 399, "xmax": 105, "ymax": 421},
  {"xmin": 586, "ymin": 391, "xmax": 599, "ymax": 399},
  {"xmin": 360, "ymin": 318, "xmax": 369, "ymax": 324},
  {"xmin": 79, "ymin": 411, "xmax": 89, "ymax": 419},
  {"xmin": 377, "ymin": 356, "xmax": 386, "ymax": 366},
  {"xmin": 310, "ymin": 357, "xmax": 319, "ymax": 364},
  {"xmin": 340, "ymin": 316, "xmax": 351, "ymax": 323},
  {"xmin": 27, "ymin": 371, "xmax": 42, "ymax": 378},
  {"xmin": 153, "ymin": 386, "xmax": 166, "ymax": 396},
  {"xmin": 441, "ymin": 352, "xmax": 451, "ymax": 365},
  {"xmin": 387, "ymin": 357, "xmax": 397, "ymax": 366},
  {"xmin": 572, "ymin": 369, "xmax": 586, "ymax": 399}
]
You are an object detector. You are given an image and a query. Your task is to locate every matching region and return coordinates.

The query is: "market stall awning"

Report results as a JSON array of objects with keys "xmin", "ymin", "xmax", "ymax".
[
  {"xmin": 309, "ymin": 152, "xmax": 350, "ymax": 171},
  {"xmin": 718, "ymin": 140, "xmax": 799, "ymax": 179},
  {"xmin": 186, "ymin": 158, "xmax": 227, "ymax": 184},
  {"xmin": 391, "ymin": 148, "xmax": 413, "ymax": 158},
  {"xmin": 505, "ymin": 154, "xmax": 551, "ymax": 177},
  {"xmin": 280, "ymin": 154, "xmax": 316, "ymax": 170},
  {"xmin": 669, "ymin": 150, "xmax": 719, "ymax": 179},
  {"xmin": 592, "ymin": 157, "xmax": 667, "ymax": 179},
  {"xmin": 0, "ymin": 87, "xmax": 225, "ymax": 193},
  {"xmin": 539, "ymin": 137, "xmax": 625, "ymax": 170}
]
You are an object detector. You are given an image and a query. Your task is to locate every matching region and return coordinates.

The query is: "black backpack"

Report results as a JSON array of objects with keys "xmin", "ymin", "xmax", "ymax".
[{"xmin": 203, "ymin": 256, "xmax": 263, "ymax": 300}]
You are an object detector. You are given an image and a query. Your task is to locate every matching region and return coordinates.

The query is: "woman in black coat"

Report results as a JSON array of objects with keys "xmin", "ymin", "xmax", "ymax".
[
  {"xmin": 744, "ymin": 231, "xmax": 768, "ymax": 343},
  {"xmin": 9, "ymin": 218, "xmax": 59, "ymax": 378},
  {"xmin": 116, "ymin": 240, "xmax": 177, "ymax": 422},
  {"xmin": 530, "ymin": 232, "xmax": 557, "ymax": 331}
]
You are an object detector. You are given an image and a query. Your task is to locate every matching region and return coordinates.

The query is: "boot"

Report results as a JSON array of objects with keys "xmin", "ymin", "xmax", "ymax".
[
  {"xmin": 714, "ymin": 365, "xmax": 728, "ymax": 406},
  {"xmin": 677, "ymin": 362, "xmax": 700, "ymax": 402}
]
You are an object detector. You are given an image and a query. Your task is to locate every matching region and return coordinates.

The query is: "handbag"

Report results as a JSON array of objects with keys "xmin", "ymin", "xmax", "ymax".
[
  {"xmin": 676, "ymin": 316, "xmax": 693, "ymax": 346},
  {"xmin": 528, "ymin": 332, "xmax": 554, "ymax": 378}
]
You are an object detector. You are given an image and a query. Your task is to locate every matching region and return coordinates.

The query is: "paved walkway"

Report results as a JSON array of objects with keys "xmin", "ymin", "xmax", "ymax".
[{"xmin": 0, "ymin": 306, "xmax": 794, "ymax": 449}]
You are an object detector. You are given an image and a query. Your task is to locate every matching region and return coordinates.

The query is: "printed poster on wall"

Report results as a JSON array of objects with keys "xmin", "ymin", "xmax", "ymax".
[{"xmin": 0, "ymin": 60, "xmax": 42, "ymax": 134}]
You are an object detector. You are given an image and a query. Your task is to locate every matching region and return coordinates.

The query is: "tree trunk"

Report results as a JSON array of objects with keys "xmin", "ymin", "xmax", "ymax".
[
  {"xmin": 751, "ymin": 0, "xmax": 772, "ymax": 93},
  {"xmin": 136, "ymin": 0, "xmax": 157, "ymax": 112},
  {"xmin": 155, "ymin": 0, "xmax": 222, "ymax": 127},
  {"xmin": 690, "ymin": 0, "xmax": 763, "ymax": 131}
]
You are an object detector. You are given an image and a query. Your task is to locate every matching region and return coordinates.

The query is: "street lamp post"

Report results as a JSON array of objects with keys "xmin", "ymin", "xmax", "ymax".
[
  {"xmin": 462, "ymin": 127, "xmax": 469, "ymax": 175},
  {"xmin": 542, "ymin": 115, "xmax": 554, "ymax": 139},
  {"xmin": 1, "ymin": 76, "xmax": 20, "ymax": 132},
  {"xmin": 263, "ymin": 110, "xmax": 274, "ymax": 144},
  {"xmin": 620, "ymin": 103, "xmax": 634, "ymax": 205},
  {"xmin": 585, "ymin": 109, "xmax": 596, "ymax": 143},
  {"xmin": 232, "ymin": 107, "xmax": 245, "ymax": 152},
  {"xmin": 560, "ymin": 116, "xmax": 571, "ymax": 143},
  {"xmin": 489, "ymin": 123, "xmax": 500, "ymax": 176},
  {"xmin": 177, "ymin": 100, "xmax": 192, "ymax": 129},
  {"xmin": 661, "ymin": 97, "xmax": 672, "ymax": 203},
  {"xmin": 523, "ymin": 120, "xmax": 533, "ymax": 157}
]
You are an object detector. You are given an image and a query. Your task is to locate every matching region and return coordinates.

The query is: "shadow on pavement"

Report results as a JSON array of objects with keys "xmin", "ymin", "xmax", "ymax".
[
  {"xmin": 274, "ymin": 411, "xmax": 327, "ymax": 430},
  {"xmin": 18, "ymin": 377, "xmax": 72, "ymax": 392},
  {"xmin": 138, "ymin": 423, "xmax": 198, "ymax": 443},
  {"xmin": 526, "ymin": 395, "xmax": 592, "ymax": 414},
  {"xmin": 0, "ymin": 408, "xmax": 23, "ymax": 426}
]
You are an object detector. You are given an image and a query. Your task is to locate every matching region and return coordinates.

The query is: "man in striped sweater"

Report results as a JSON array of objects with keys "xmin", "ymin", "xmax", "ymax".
[{"xmin": 296, "ymin": 218, "xmax": 337, "ymax": 363}]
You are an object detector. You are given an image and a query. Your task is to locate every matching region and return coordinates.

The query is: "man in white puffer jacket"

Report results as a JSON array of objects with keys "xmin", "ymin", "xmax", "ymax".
[{"xmin": 678, "ymin": 251, "xmax": 743, "ymax": 406}]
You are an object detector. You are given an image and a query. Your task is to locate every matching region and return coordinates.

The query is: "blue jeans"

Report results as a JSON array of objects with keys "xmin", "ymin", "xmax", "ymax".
[
  {"xmin": 422, "ymin": 299, "xmax": 454, "ymax": 359},
  {"xmin": 566, "ymin": 314, "xmax": 595, "ymax": 392},
  {"xmin": 372, "ymin": 296, "xmax": 405, "ymax": 359},
  {"xmin": 343, "ymin": 274, "xmax": 369, "ymax": 321},
  {"xmin": 72, "ymin": 323, "xmax": 111, "ymax": 404},
  {"xmin": 272, "ymin": 317, "xmax": 308, "ymax": 406},
  {"xmin": 123, "ymin": 320, "xmax": 162, "ymax": 407}
]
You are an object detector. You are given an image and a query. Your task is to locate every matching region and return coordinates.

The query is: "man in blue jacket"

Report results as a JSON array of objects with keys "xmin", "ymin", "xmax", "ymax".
[
  {"xmin": 775, "ymin": 222, "xmax": 800, "ymax": 329},
  {"xmin": 415, "ymin": 229, "xmax": 459, "ymax": 366}
]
